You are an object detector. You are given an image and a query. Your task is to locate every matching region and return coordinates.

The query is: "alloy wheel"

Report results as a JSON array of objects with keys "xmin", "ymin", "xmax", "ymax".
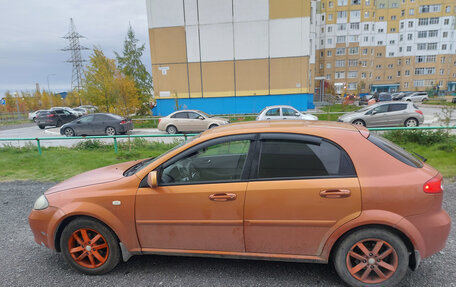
[
  {"xmin": 68, "ymin": 228, "xmax": 109, "ymax": 269},
  {"xmin": 346, "ymin": 238, "xmax": 398, "ymax": 284},
  {"xmin": 106, "ymin": 127, "xmax": 116, "ymax": 136}
]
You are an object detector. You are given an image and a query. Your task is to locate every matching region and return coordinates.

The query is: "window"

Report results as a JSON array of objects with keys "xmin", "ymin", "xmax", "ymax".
[
  {"xmin": 349, "ymin": 47, "xmax": 359, "ymax": 54},
  {"xmin": 430, "ymin": 17, "xmax": 439, "ymax": 25},
  {"xmin": 427, "ymin": 42, "xmax": 437, "ymax": 50},
  {"xmin": 368, "ymin": 104, "xmax": 389, "ymax": 114},
  {"xmin": 328, "ymin": 14, "xmax": 333, "ymax": 21},
  {"xmin": 361, "ymin": 60, "xmax": 367, "ymax": 67},
  {"xmin": 418, "ymin": 18, "xmax": 428, "ymax": 26},
  {"xmin": 335, "ymin": 60, "xmax": 345, "ymax": 67},
  {"xmin": 408, "ymin": 21, "xmax": 413, "ymax": 28},
  {"xmin": 326, "ymin": 63, "xmax": 332, "ymax": 68},
  {"xmin": 265, "ymin": 108, "xmax": 280, "ymax": 116},
  {"xmin": 362, "ymin": 48, "xmax": 368, "ymax": 55},
  {"xmin": 257, "ymin": 138, "xmax": 356, "ymax": 179},
  {"xmin": 442, "ymin": 44, "xmax": 447, "ymax": 50},
  {"xmin": 350, "ymin": 22, "xmax": 360, "ymax": 30},
  {"xmin": 337, "ymin": 24, "xmax": 346, "ymax": 31},
  {"xmin": 428, "ymin": 30, "xmax": 438, "ymax": 37},
  {"xmin": 417, "ymin": 43, "xmax": 426, "ymax": 50},
  {"xmin": 406, "ymin": 46, "xmax": 412, "ymax": 52},
  {"xmin": 391, "ymin": 16, "xmax": 396, "ymax": 20},
  {"xmin": 348, "ymin": 59, "xmax": 358, "ymax": 66},
  {"xmin": 337, "ymin": 36, "xmax": 346, "ymax": 43},
  {"xmin": 79, "ymin": 115, "xmax": 94, "ymax": 123},
  {"xmin": 409, "ymin": 8, "xmax": 414, "ymax": 15},
  {"xmin": 337, "ymin": 11, "xmax": 347, "ymax": 18},
  {"xmin": 405, "ymin": 70, "xmax": 410, "ymax": 76},
  {"xmin": 338, "ymin": 0, "xmax": 348, "ymax": 6},
  {"xmin": 187, "ymin": 112, "xmax": 202, "ymax": 119},
  {"xmin": 348, "ymin": 71, "xmax": 358, "ymax": 78},
  {"xmin": 444, "ymin": 18, "xmax": 449, "ymax": 25},
  {"xmin": 443, "ymin": 31, "xmax": 448, "ymax": 38},
  {"xmin": 363, "ymin": 23, "xmax": 369, "ymax": 31},
  {"xmin": 327, "ymin": 50, "xmax": 333, "ymax": 57},
  {"xmin": 335, "ymin": 71, "xmax": 345, "ymax": 79},
  {"xmin": 361, "ymin": 72, "xmax": 366, "ymax": 78},
  {"xmin": 171, "ymin": 112, "xmax": 188, "ymax": 119},
  {"xmin": 388, "ymin": 64, "xmax": 394, "ymax": 68},
  {"xmin": 282, "ymin": 108, "xmax": 298, "ymax": 116},
  {"xmin": 161, "ymin": 138, "xmax": 251, "ymax": 184},
  {"xmin": 328, "ymin": 26, "xmax": 333, "ymax": 32},
  {"xmin": 418, "ymin": 31, "xmax": 427, "ymax": 38},
  {"xmin": 379, "ymin": 16, "xmax": 384, "ymax": 21},
  {"xmin": 348, "ymin": 82, "xmax": 357, "ymax": 90},
  {"xmin": 368, "ymin": 134, "xmax": 423, "ymax": 168},
  {"xmin": 407, "ymin": 34, "xmax": 413, "ymax": 40},
  {"xmin": 336, "ymin": 48, "xmax": 346, "ymax": 55}
]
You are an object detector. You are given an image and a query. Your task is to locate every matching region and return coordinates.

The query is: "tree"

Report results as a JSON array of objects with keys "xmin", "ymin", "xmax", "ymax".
[{"xmin": 115, "ymin": 25, "xmax": 153, "ymax": 115}]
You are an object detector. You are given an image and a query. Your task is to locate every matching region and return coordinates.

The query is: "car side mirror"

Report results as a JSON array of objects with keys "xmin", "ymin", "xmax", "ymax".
[
  {"xmin": 147, "ymin": 171, "xmax": 158, "ymax": 188},
  {"xmin": 198, "ymin": 116, "xmax": 204, "ymax": 120},
  {"xmin": 76, "ymin": 120, "xmax": 81, "ymax": 124},
  {"xmin": 295, "ymin": 112, "xmax": 300, "ymax": 116},
  {"xmin": 372, "ymin": 110, "xmax": 377, "ymax": 115}
]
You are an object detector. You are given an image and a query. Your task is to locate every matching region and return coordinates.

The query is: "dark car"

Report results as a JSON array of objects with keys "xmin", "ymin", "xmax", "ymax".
[
  {"xmin": 60, "ymin": 113, "xmax": 133, "ymax": 136},
  {"xmin": 36, "ymin": 109, "xmax": 78, "ymax": 129},
  {"xmin": 375, "ymin": 92, "xmax": 393, "ymax": 102}
]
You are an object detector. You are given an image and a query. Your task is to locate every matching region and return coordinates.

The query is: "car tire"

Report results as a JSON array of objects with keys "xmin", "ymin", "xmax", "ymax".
[
  {"xmin": 166, "ymin": 125, "xmax": 177, "ymax": 135},
  {"xmin": 56, "ymin": 120, "xmax": 63, "ymax": 127},
  {"xmin": 38, "ymin": 125, "xmax": 45, "ymax": 129},
  {"xmin": 60, "ymin": 218, "xmax": 121, "ymax": 275},
  {"xmin": 105, "ymin": 126, "xmax": 116, "ymax": 136},
  {"xmin": 64, "ymin": 127, "xmax": 75, "ymax": 137},
  {"xmin": 208, "ymin": 124, "xmax": 218, "ymax": 129},
  {"xmin": 333, "ymin": 228, "xmax": 409, "ymax": 287},
  {"xmin": 352, "ymin": 119, "xmax": 366, "ymax": 127},
  {"xmin": 406, "ymin": 99, "xmax": 411, "ymax": 102},
  {"xmin": 404, "ymin": 118, "xmax": 418, "ymax": 127},
  {"xmin": 32, "ymin": 117, "xmax": 36, "ymax": 122}
]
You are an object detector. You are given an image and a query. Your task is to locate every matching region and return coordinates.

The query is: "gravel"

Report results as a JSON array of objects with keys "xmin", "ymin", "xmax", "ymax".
[{"xmin": 0, "ymin": 181, "xmax": 454, "ymax": 287}]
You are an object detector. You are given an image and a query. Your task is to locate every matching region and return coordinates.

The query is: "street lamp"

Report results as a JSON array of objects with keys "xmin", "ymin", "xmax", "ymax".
[
  {"xmin": 47, "ymin": 73, "xmax": 56, "ymax": 107},
  {"xmin": 13, "ymin": 92, "xmax": 21, "ymax": 119}
]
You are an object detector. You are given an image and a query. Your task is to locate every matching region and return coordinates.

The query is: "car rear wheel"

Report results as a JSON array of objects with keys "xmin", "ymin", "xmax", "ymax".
[
  {"xmin": 334, "ymin": 228, "xmax": 408, "ymax": 287},
  {"xmin": 60, "ymin": 218, "xmax": 121, "ymax": 275},
  {"xmin": 404, "ymin": 118, "xmax": 418, "ymax": 127},
  {"xmin": 105, "ymin": 126, "xmax": 116, "ymax": 136},
  {"xmin": 166, "ymin": 125, "xmax": 177, "ymax": 134},
  {"xmin": 38, "ymin": 125, "xmax": 45, "ymax": 129},
  {"xmin": 64, "ymin": 127, "xmax": 75, "ymax": 137},
  {"xmin": 352, "ymin": 119, "xmax": 366, "ymax": 127}
]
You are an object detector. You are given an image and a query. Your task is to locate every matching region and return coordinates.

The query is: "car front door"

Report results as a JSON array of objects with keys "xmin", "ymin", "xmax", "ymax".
[
  {"xmin": 364, "ymin": 104, "xmax": 389, "ymax": 127},
  {"xmin": 244, "ymin": 134, "xmax": 361, "ymax": 256},
  {"xmin": 73, "ymin": 115, "xmax": 94, "ymax": 135},
  {"xmin": 92, "ymin": 114, "xmax": 109, "ymax": 134},
  {"xmin": 186, "ymin": 112, "xmax": 207, "ymax": 132},
  {"xmin": 281, "ymin": 107, "xmax": 300, "ymax": 119},
  {"xmin": 62, "ymin": 110, "xmax": 77, "ymax": 123},
  {"xmin": 135, "ymin": 135, "xmax": 255, "ymax": 252}
]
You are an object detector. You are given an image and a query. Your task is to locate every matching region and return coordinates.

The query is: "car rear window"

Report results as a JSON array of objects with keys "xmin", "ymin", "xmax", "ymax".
[{"xmin": 368, "ymin": 134, "xmax": 423, "ymax": 168}]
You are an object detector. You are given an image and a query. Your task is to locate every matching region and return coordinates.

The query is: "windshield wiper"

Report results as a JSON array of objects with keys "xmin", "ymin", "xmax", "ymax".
[{"xmin": 123, "ymin": 157, "xmax": 155, "ymax": 176}]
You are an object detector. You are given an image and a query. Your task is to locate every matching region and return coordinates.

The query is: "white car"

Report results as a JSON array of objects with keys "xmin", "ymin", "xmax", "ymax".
[
  {"xmin": 28, "ymin": 110, "xmax": 46, "ymax": 122},
  {"xmin": 402, "ymin": 92, "xmax": 429, "ymax": 102},
  {"xmin": 256, "ymin": 105, "xmax": 318, "ymax": 121}
]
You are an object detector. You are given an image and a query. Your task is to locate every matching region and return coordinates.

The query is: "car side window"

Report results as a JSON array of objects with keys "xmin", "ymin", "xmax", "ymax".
[
  {"xmin": 79, "ymin": 115, "xmax": 94, "ymax": 123},
  {"xmin": 257, "ymin": 139, "xmax": 356, "ymax": 179},
  {"xmin": 389, "ymin": 104, "xmax": 407, "ymax": 112},
  {"xmin": 265, "ymin": 108, "xmax": 280, "ymax": 116},
  {"xmin": 63, "ymin": 110, "xmax": 71, "ymax": 115},
  {"xmin": 371, "ymin": 105, "xmax": 388, "ymax": 114},
  {"xmin": 187, "ymin": 112, "xmax": 201, "ymax": 119},
  {"xmin": 282, "ymin": 108, "xmax": 298, "ymax": 116},
  {"xmin": 171, "ymin": 112, "xmax": 188, "ymax": 119},
  {"xmin": 160, "ymin": 140, "xmax": 251, "ymax": 185}
]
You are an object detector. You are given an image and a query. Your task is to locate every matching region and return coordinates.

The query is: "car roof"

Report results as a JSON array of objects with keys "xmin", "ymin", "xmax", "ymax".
[
  {"xmin": 264, "ymin": 105, "xmax": 295, "ymax": 109},
  {"xmin": 200, "ymin": 120, "xmax": 363, "ymax": 140}
]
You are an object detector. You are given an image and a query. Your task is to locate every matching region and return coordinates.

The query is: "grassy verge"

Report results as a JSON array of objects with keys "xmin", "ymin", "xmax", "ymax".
[
  {"xmin": 0, "ymin": 139, "xmax": 180, "ymax": 182},
  {"xmin": 316, "ymin": 114, "xmax": 340, "ymax": 121},
  {"xmin": 133, "ymin": 119, "xmax": 159, "ymax": 128},
  {"xmin": 0, "ymin": 119, "xmax": 31, "ymax": 127},
  {"xmin": 320, "ymin": 104, "xmax": 360, "ymax": 113}
]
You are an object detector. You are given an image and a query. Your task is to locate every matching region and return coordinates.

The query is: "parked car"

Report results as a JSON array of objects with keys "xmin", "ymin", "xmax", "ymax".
[
  {"xmin": 402, "ymin": 92, "xmax": 429, "ymax": 102},
  {"xmin": 338, "ymin": 102, "xmax": 424, "ymax": 127},
  {"xmin": 157, "ymin": 110, "xmax": 229, "ymax": 134},
  {"xmin": 29, "ymin": 120, "xmax": 450, "ymax": 286},
  {"xmin": 374, "ymin": 92, "xmax": 393, "ymax": 102},
  {"xmin": 72, "ymin": 107, "xmax": 88, "ymax": 116},
  {"xmin": 36, "ymin": 109, "xmax": 78, "ymax": 129},
  {"xmin": 60, "ymin": 113, "xmax": 133, "ymax": 136},
  {"xmin": 51, "ymin": 106, "xmax": 83, "ymax": 117},
  {"xmin": 28, "ymin": 110, "xmax": 46, "ymax": 122},
  {"xmin": 79, "ymin": 105, "xmax": 98, "ymax": 113},
  {"xmin": 359, "ymin": 95, "xmax": 374, "ymax": 105},
  {"xmin": 256, "ymin": 105, "xmax": 318, "ymax": 121}
]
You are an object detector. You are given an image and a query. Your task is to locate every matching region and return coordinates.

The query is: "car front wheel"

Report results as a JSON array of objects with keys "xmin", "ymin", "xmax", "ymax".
[
  {"xmin": 334, "ymin": 228, "xmax": 408, "ymax": 287},
  {"xmin": 64, "ymin": 127, "xmax": 75, "ymax": 137},
  {"xmin": 60, "ymin": 218, "xmax": 121, "ymax": 275}
]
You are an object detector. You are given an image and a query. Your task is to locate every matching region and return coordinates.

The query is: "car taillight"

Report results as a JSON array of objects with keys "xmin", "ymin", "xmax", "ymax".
[
  {"xmin": 120, "ymin": 120, "xmax": 126, "ymax": 124},
  {"xmin": 46, "ymin": 114, "xmax": 54, "ymax": 117},
  {"xmin": 415, "ymin": 110, "xmax": 423, "ymax": 115},
  {"xmin": 158, "ymin": 118, "xmax": 162, "ymax": 123},
  {"xmin": 423, "ymin": 174, "xmax": 443, "ymax": 194}
]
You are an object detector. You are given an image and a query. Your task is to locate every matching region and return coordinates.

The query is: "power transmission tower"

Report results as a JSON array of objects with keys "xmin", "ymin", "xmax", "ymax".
[{"xmin": 62, "ymin": 18, "xmax": 88, "ymax": 105}]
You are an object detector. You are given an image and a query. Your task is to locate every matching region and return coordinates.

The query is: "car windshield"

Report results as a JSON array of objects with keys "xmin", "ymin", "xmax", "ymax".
[
  {"xmin": 357, "ymin": 106, "xmax": 372, "ymax": 113},
  {"xmin": 196, "ymin": 110, "xmax": 211, "ymax": 118},
  {"xmin": 123, "ymin": 135, "xmax": 200, "ymax": 176}
]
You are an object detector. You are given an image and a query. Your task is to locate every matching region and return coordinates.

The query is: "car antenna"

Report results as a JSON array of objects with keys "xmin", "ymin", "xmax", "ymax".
[{"xmin": 412, "ymin": 151, "xmax": 427, "ymax": 162}]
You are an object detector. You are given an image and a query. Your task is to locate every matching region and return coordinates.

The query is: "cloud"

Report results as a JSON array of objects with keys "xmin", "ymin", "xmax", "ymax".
[{"xmin": 0, "ymin": 0, "xmax": 151, "ymax": 96}]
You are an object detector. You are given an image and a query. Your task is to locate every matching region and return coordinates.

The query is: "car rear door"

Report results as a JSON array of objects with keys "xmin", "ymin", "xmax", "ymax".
[
  {"xmin": 244, "ymin": 133, "xmax": 361, "ymax": 256},
  {"xmin": 135, "ymin": 134, "xmax": 255, "ymax": 252},
  {"xmin": 170, "ymin": 112, "xmax": 188, "ymax": 132},
  {"xmin": 263, "ymin": 107, "xmax": 281, "ymax": 120},
  {"xmin": 387, "ymin": 103, "xmax": 408, "ymax": 126},
  {"xmin": 92, "ymin": 114, "xmax": 109, "ymax": 134}
]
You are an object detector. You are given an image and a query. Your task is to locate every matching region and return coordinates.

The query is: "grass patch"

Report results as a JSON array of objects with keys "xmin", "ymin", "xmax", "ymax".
[
  {"xmin": 0, "ymin": 139, "xmax": 180, "ymax": 182},
  {"xmin": 0, "ymin": 119, "xmax": 31, "ymax": 127},
  {"xmin": 229, "ymin": 116, "xmax": 257, "ymax": 123},
  {"xmin": 320, "ymin": 104, "xmax": 360, "ymax": 113},
  {"xmin": 316, "ymin": 113, "xmax": 340, "ymax": 121},
  {"xmin": 132, "ymin": 119, "xmax": 159, "ymax": 128}
]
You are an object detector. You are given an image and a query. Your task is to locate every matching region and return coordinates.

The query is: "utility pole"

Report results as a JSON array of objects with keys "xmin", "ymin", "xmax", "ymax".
[
  {"xmin": 14, "ymin": 92, "xmax": 20, "ymax": 119},
  {"xmin": 62, "ymin": 18, "xmax": 88, "ymax": 105}
]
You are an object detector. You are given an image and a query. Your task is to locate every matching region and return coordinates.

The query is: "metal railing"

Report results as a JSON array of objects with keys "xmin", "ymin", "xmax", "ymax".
[{"xmin": 0, "ymin": 126, "xmax": 455, "ymax": 155}]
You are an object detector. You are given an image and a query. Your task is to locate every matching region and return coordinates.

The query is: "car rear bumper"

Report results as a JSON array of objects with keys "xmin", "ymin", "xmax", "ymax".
[
  {"xmin": 120, "ymin": 122, "xmax": 134, "ymax": 132},
  {"xmin": 36, "ymin": 119, "xmax": 56, "ymax": 126},
  {"xmin": 398, "ymin": 209, "xmax": 451, "ymax": 259}
]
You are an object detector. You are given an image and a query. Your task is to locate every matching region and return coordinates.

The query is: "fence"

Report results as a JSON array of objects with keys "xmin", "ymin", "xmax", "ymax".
[{"xmin": 0, "ymin": 112, "xmax": 28, "ymax": 121}]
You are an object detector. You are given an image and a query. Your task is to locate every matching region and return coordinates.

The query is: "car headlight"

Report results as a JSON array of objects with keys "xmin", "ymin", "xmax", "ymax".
[{"xmin": 33, "ymin": 194, "xmax": 49, "ymax": 210}]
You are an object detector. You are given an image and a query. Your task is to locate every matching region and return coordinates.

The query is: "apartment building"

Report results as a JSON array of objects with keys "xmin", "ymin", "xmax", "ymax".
[
  {"xmin": 316, "ymin": 0, "xmax": 456, "ymax": 94},
  {"xmin": 146, "ymin": 0, "xmax": 317, "ymax": 115}
]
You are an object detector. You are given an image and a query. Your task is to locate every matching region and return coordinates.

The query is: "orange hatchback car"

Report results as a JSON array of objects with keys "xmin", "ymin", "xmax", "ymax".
[{"xmin": 29, "ymin": 121, "xmax": 450, "ymax": 286}]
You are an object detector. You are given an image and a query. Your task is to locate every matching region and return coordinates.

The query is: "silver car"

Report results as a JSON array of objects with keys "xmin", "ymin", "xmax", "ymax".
[
  {"xmin": 256, "ymin": 105, "xmax": 318, "ymax": 121},
  {"xmin": 337, "ymin": 102, "xmax": 424, "ymax": 127},
  {"xmin": 158, "ymin": 110, "xmax": 229, "ymax": 134},
  {"xmin": 402, "ymin": 92, "xmax": 429, "ymax": 102}
]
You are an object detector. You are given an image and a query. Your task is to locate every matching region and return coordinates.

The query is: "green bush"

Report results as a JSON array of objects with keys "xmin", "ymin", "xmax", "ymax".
[{"xmin": 383, "ymin": 130, "xmax": 452, "ymax": 146}]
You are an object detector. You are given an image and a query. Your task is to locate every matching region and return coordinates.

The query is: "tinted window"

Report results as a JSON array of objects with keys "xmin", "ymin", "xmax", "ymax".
[
  {"xmin": 265, "ymin": 108, "xmax": 280, "ymax": 116},
  {"xmin": 108, "ymin": 114, "xmax": 123, "ymax": 120},
  {"xmin": 187, "ymin": 112, "xmax": 201, "ymax": 119},
  {"xmin": 366, "ymin": 104, "xmax": 388, "ymax": 115},
  {"xmin": 282, "ymin": 108, "xmax": 298, "ymax": 116},
  {"xmin": 389, "ymin": 104, "xmax": 407, "ymax": 112},
  {"xmin": 258, "ymin": 139, "xmax": 356, "ymax": 179},
  {"xmin": 94, "ymin": 115, "xmax": 109, "ymax": 121},
  {"xmin": 171, "ymin": 112, "xmax": 188, "ymax": 119},
  {"xmin": 368, "ymin": 133, "xmax": 423, "ymax": 168},
  {"xmin": 79, "ymin": 115, "xmax": 94, "ymax": 123},
  {"xmin": 160, "ymin": 140, "xmax": 251, "ymax": 184}
]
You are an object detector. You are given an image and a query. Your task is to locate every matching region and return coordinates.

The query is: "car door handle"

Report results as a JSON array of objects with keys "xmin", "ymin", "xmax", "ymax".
[
  {"xmin": 320, "ymin": 189, "xmax": 351, "ymax": 198},
  {"xmin": 209, "ymin": 193, "xmax": 237, "ymax": 202}
]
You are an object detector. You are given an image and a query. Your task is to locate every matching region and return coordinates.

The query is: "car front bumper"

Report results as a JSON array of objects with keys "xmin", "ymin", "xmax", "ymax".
[{"xmin": 28, "ymin": 206, "xmax": 65, "ymax": 250}]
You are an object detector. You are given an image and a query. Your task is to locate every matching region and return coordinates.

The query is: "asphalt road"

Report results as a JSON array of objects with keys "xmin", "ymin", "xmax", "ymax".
[{"xmin": 0, "ymin": 181, "xmax": 454, "ymax": 287}]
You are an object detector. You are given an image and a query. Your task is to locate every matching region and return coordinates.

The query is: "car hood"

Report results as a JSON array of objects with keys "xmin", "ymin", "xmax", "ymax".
[
  {"xmin": 45, "ymin": 160, "xmax": 139, "ymax": 194},
  {"xmin": 211, "ymin": 117, "xmax": 229, "ymax": 122},
  {"xmin": 338, "ymin": 111, "xmax": 360, "ymax": 120}
]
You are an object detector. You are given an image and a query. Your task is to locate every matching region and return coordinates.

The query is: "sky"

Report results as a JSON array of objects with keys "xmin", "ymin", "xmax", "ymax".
[{"xmin": 0, "ymin": 0, "xmax": 151, "ymax": 97}]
